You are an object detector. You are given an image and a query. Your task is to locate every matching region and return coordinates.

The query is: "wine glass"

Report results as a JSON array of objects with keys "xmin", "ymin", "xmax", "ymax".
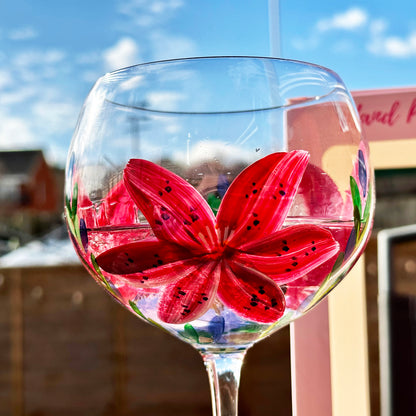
[{"xmin": 64, "ymin": 56, "xmax": 374, "ymax": 415}]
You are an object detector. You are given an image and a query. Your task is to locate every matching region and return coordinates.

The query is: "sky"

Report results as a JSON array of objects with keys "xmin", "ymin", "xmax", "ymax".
[{"xmin": 0, "ymin": 0, "xmax": 415, "ymax": 167}]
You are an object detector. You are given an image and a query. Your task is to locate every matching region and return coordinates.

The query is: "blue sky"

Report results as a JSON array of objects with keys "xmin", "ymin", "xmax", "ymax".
[{"xmin": 0, "ymin": 0, "xmax": 415, "ymax": 166}]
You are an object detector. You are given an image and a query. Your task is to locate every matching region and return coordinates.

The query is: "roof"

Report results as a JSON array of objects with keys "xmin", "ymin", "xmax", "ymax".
[
  {"xmin": 0, "ymin": 150, "xmax": 44, "ymax": 176},
  {"xmin": 0, "ymin": 227, "xmax": 80, "ymax": 269}
]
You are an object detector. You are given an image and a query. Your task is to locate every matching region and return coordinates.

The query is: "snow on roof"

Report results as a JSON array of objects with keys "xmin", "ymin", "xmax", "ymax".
[{"xmin": 0, "ymin": 233, "xmax": 80, "ymax": 269}]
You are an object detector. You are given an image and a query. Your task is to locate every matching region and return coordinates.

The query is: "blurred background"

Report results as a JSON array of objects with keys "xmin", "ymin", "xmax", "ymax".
[{"xmin": 0, "ymin": 1, "xmax": 415, "ymax": 415}]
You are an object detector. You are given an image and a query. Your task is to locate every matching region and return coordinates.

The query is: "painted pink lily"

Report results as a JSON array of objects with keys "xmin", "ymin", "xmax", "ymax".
[{"xmin": 96, "ymin": 150, "xmax": 340, "ymax": 324}]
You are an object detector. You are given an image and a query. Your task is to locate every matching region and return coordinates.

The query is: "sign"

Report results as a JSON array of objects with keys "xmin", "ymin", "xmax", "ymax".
[{"xmin": 353, "ymin": 87, "xmax": 416, "ymax": 141}]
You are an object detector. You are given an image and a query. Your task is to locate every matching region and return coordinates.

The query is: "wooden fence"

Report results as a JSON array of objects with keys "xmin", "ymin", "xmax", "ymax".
[{"xmin": 0, "ymin": 264, "xmax": 292, "ymax": 416}]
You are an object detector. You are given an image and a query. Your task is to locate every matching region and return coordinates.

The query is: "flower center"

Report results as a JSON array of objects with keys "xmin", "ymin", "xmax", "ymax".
[{"xmin": 206, "ymin": 244, "xmax": 235, "ymax": 262}]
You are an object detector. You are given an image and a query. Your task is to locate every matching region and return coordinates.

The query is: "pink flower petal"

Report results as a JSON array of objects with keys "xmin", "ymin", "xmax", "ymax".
[
  {"xmin": 95, "ymin": 238, "xmax": 193, "ymax": 274},
  {"xmin": 124, "ymin": 159, "xmax": 218, "ymax": 253},
  {"xmin": 96, "ymin": 179, "xmax": 138, "ymax": 226},
  {"xmin": 284, "ymin": 220, "xmax": 354, "ymax": 309},
  {"xmin": 217, "ymin": 260, "xmax": 285, "ymax": 323},
  {"xmin": 157, "ymin": 260, "xmax": 220, "ymax": 324},
  {"xmin": 236, "ymin": 225, "xmax": 339, "ymax": 283},
  {"xmin": 296, "ymin": 163, "xmax": 344, "ymax": 217},
  {"xmin": 217, "ymin": 150, "xmax": 310, "ymax": 248},
  {"xmin": 284, "ymin": 255, "xmax": 338, "ymax": 310},
  {"xmin": 117, "ymin": 258, "xmax": 206, "ymax": 288}
]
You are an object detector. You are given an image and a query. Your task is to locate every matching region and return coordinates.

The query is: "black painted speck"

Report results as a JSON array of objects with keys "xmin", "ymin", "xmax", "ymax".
[{"xmin": 190, "ymin": 213, "xmax": 199, "ymax": 222}]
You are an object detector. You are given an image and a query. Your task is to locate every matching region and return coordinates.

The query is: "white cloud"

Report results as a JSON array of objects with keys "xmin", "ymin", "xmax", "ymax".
[
  {"xmin": 149, "ymin": 31, "xmax": 197, "ymax": 61},
  {"xmin": 293, "ymin": 7, "xmax": 416, "ymax": 60},
  {"xmin": 369, "ymin": 18, "xmax": 388, "ymax": 36},
  {"xmin": 146, "ymin": 91, "xmax": 185, "ymax": 111},
  {"xmin": 13, "ymin": 49, "xmax": 65, "ymax": 67},
  {"xmin": 0, "ymin": 69, "xmax": 13, "ymax": 89},
  {"xmin": 32, "ymin": 99, "xmax": 79, "ymax": 135},
  {"xmin": 0, "ymin": 114, "xmax": 36, "ymax": 149},
  {"xmin": 291, "ymin": 35, "xmax": 319, "ymax": 52},
  {"xmin": 103, "ymin": 37, "xmax": 141, "ymax": 71},
  {"xmin": 317, "ymin": 7, "xmax": 368, "ymax": 32},
  {"xmin": 368, "ymin": 24, "xmax": 416, "ymax": 58},
  {"xmin": 0, "ymin": 86, "xmax": 38, "ymax": 106},
  {"xmin": 8, "ymin": 26, "xmax": 38, "ymax": 41},
  {"xmin": 118, "ymin": 0, "xmax": 184, "ymax": 27},
  {"xmin": 172, "ymin": 140, "xmax": 254, "ymax": 167},
  {"xmin": 0, "ymin": 45, "xmax": 83, "ymax": 164},
  {"xmin": 76, "ymin": 51, "xmax": 101, "ymax": 65},
  {"xmin": 292, "ymin": 7, "xmax": 369, "ymax": 52},
  {"xmin": 12, "ymin": 49, "xmax": 67, "ymax": 82}
]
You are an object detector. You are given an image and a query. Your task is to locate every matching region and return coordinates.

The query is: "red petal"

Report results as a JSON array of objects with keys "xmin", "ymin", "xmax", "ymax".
[
  {"xmin": 217, "ymin": 261, "xmax": 285, "ymax": 323},
  {"xmin": 96, "ymin": 180, "xmax": 137, "ymax": 226},
  {"xmin": 216, "ymin": 151, "xmax": 310, "ymax": 248},
  {"xmin": 117, "ymin": 258, "xmax": 205, "ymax": 288},
  {"xmin": 284, "ymin": 255, "xmax": 338, "ymax": 310},
  {"xmin": 235, "ymin": 225, "xmax": 339, "ymax": 283},
  {"xmin": 95, "ymin": 238, "xmax": 193, "ymax": 274},
  {"xmin": 157, "ymin": 260, "xmax": 220, "ymax": 324},
  {"xmin": 284, "ymin": 221, "xmax": 353, "ymax": 309},
  {"xmin": 124, "ymin": 159, "xmax": 218, "ymax": 253},
  {"xmin": 296, "ymin": 163, "xmax": 344, "ymax": 217}
]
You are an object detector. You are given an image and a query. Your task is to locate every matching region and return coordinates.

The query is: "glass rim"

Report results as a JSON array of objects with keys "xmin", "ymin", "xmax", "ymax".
[{"xmin": 99, "ymin": 55, "xmax": 347, "ymax": 115}]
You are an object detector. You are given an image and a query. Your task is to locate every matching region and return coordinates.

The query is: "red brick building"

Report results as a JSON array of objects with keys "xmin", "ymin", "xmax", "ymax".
[{"xmin": 0, "ymin": 150, "xmax": 59, "ymax": 214}]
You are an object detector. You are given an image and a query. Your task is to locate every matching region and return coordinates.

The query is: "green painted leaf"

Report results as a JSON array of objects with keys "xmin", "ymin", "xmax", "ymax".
[
  {"xmin": 230, "ymin": 323, "xmax": 262, "ymax": 333},
  {"xmin": 353, "ymin": 205, "xmax": 361, "ymax": 240},
  {"xmin": 260, "ymin": 310, "xmax": 295, "ymax": 338},
  {"xmin": 308, "ymin": 251, "xmax": 346, "ymax": 308},
  {"xmin": 362, "ymin": 182, "xmax": 373, "ymax": 224},
  {"xmin": 350, "ymin": 176, "xmax": 362, "ymax": 218},
  {"xmin": 90, "ymin": 253, "xmax": 103, "ymax": 277},
  {"xmin": 207, "ymin": 193, "xmax": 221, "ymax": 215},
  {"xmin": 332, "ymin": 251, "xmax": 345, "ymax": 273},
  {"xmin": 129, "ymin": 300, "xmax": 146, "ymax": 318},
  {"xmin": 71, "ymin": 182, "xmax": 78, "ymax": 220},
  {"xmin": 64, "ymin": 206, "xmax": 76, "ymax": 238},
  {"xmin": 91, "ymin": 253, "xmax": 114, "ymax": 293},
  {"xmin": 183, "ymin": 323, "xmax": 200, "ymax": 343},
  {"xmin": 128, "ymin": 300, "xmax": 171, "ymax": 334},
  {"xmin": 65, "ymin": 194, "xmax": 71, "ymax": 213},
  {"xmin": 74, "ymin": 214, "xmax": 81, "ymax": 242}
]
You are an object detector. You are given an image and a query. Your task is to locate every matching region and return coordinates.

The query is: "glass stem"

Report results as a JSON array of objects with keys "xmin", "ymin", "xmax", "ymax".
[{"xmin": 202, "ymin": 351, "xmax": 246, "ymax": 416}]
